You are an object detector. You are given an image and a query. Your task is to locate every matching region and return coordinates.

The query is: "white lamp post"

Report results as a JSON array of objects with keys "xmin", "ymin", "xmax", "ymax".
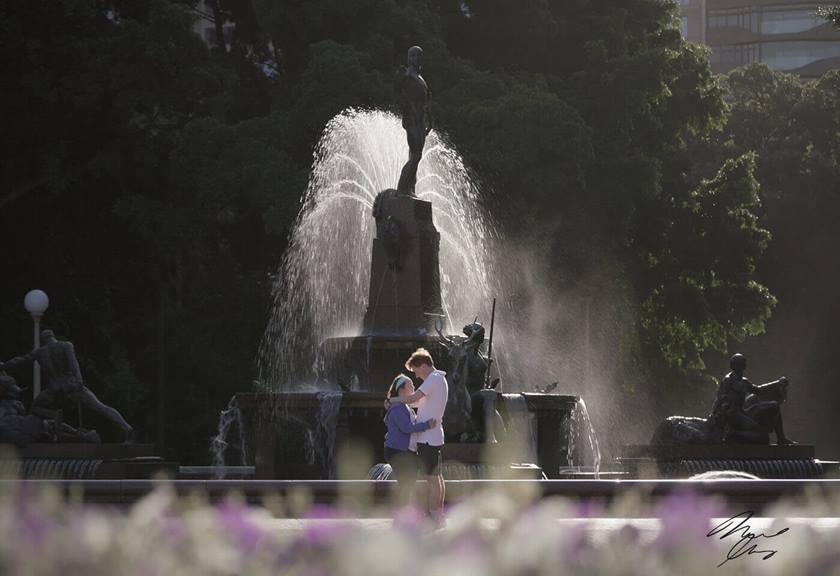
[{"xmin": 23, "ymin": 289, "xmax": 49, "ymax": 397}]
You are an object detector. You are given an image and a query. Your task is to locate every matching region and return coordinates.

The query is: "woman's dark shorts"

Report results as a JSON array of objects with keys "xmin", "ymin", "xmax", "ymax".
[{"xmin": 384, "ymin": 447, "xmax": 419, "ymax": 482}]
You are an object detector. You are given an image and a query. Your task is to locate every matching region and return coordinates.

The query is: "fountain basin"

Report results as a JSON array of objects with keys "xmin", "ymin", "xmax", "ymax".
[
  {"xmin": 319, "ymin": 335, "xmax": 449, "ymax": 391},
  {"xmin": 235, "ymin": 392, "xmax": 584, "ymax": 480},
  {"xmin": 0, "ymin": 444, "xmax": 177, "ymax": 479},
  {"xmin": 618, "ymin": 443, "xmax": 833, "ymax": 479}
]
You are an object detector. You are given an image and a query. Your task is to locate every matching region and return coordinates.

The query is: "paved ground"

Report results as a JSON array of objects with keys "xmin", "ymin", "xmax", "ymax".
[{"xmin": 261, "ymin": 516, "xmax": 840, "ymax": 539}]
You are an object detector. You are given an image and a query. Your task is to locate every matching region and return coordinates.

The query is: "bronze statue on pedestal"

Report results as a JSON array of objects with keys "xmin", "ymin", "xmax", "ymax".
[
  {"xmin": 396, "ymin": 46, "xmax": 431, "ymax": 196},
  {"xmin": 652, "ymin": 353, "xmax": 795, "ymax": 446},
  {"xmin": 1, "ymin": 330, "xmax": 134, "ymax": 443}
]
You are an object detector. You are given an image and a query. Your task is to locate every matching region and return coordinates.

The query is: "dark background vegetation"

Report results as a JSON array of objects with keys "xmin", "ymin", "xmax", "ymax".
[{"xmin": 1, "ymin": 0, "xmax": 838, "ymax": 462}]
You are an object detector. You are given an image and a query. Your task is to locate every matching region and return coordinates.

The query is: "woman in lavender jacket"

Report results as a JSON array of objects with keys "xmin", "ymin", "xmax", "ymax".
[{"xmin": 384, "ymin": 374, "xmax": 436, "ymax": 504}]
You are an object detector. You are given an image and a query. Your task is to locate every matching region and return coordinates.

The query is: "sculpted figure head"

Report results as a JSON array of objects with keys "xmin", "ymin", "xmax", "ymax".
[
  {"xmin": 407, "ymin": 46, "xmax": 423, "ymax": 72},
  {"xmin": 462, "ymin": 323, "xmax": 485, "ymax": 347},
  {"xmin": 729, "ymin": 353, "xmax": 747, "ymax": 375}
]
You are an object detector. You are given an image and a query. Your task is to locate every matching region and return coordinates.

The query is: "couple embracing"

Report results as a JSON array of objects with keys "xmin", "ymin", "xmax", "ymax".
[{"xmin": 383, "ymin": 348, "xmax": 447, "ymax": 522}]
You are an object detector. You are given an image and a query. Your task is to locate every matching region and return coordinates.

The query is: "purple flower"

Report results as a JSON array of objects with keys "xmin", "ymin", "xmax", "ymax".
[
  {"xmin": 392, "ymin": 505, "xmax": 426, "ymax": 534},
  {"xmin": 572, "ymin": 499, "xmax": 605, "ymax": 519},
  {"xmin": 298, "ymin": 504, "xmax": 355, "ymax": 547},
  {"xmin": 306, "ymin": 504, "xmax": 342, "ymax": 520},
  {"xmin": 301, "ymin": 518, "xmax": 352, "ymax": 547},
  {"xmin": 15, "ymin": 491, "xmax": 56, "ymax": 549},
  {"xmin": 653, "ymin": 490, "xmax": 726, "ymax": 551},
  {"xmin": 162, "ymin": 515, "xmax": 186, "ymax": 544},
  {"xmin": 216, "ymin": 500, "xmax": 266, "ymax": 553},
  {"xmin": 559, "ymin": 523, "xmax": 591, "ymax": 565},
  {"xmin": 451, "ymin": 531, "xmax": 485, "ymax": 557}
]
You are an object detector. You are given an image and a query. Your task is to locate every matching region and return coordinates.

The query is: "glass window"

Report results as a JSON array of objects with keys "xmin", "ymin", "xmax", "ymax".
[
  {"xmin": 709, "ymin": 43, "xmax": 760, "ymax": 67},
  {"xmin": 708, "ymin": 7, "xmax": 762, "ymax": 31},
  {"xmin": 761, "ymin": 41, "xmax": 840, "ymax": 69},
  {"xmin": 680, "ymin": 16, "xmax": 689, "ymax": 37},
  {"xmin": 761, "ymin": 9, "xmax": 825, "ymax": 34}
]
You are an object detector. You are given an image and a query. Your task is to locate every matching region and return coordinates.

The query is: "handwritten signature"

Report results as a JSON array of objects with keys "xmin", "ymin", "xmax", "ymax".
[{"xmin": 706, "ymin": 511, "xmax": 790, "ymax": 567}]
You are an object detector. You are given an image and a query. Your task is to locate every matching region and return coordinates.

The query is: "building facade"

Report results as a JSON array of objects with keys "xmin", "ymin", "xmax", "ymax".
[{"xmin": 680, "ymin": 0, "xmax": 840, "ymax": 78}]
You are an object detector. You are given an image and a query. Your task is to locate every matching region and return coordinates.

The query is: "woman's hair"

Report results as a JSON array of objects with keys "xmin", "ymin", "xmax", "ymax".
[{"xmin": 387, "ymin": 374, "xmax": 413, "ymax": 399}]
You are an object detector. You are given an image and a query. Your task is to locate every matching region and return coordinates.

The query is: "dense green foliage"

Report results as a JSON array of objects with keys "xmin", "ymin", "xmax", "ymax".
[
  {"xmin": 698, "ymin": 63, "xmax": 840, "ymax": 447},
  {"xmin": 818, "ymin": 5, "xmax": 840, "ymax": 28},
  {"xmin": 2, "ymin": 0, "xmax": 836, "ymax": 460}
]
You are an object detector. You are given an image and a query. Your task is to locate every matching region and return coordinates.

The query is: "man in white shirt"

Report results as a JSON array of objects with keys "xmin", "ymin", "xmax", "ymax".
[{"xmin": 385, "ymin": 348, "xmax": 448, "ymax": 523}]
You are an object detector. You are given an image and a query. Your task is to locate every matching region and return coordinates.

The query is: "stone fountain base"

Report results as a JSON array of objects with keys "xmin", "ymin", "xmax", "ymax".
[
  {"xmin": 318, "ymin": 335, "xmax": 449, "ymax": 392},
  {"xmin": 0, "ymin": 443, "xmax": 177, "ymax": 479},
  {"xmin": 235, "ymin": 392, "xmax": 583, "ymax": 480},
  {"xmin": 618, "ymin": 444, "xmax": 834, "ymax": 479}
]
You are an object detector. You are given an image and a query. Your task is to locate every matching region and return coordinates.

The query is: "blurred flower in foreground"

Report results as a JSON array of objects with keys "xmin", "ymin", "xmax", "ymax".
[
  {"xmin": 654, "ymin": 490, "xmax": 727, "ymax": 551},
  {"xmin": 0, "ymin": 481, "xmax": 836, "ymax": 575}
]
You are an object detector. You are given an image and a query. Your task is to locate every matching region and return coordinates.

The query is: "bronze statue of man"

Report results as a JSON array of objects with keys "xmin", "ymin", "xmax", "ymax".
[
  {"xmin": 0, "ymin": 330, "xmax": 134, "ymax": 442},
  {"xmin": 711, "ymin": 353, "xmax": 795, "ymax": 445},
  {"xmin": 396, "ymin": 45, "xmax": 431, "ymax": 196}
]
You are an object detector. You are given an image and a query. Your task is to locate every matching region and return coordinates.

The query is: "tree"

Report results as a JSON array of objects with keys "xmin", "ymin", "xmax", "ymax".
[
  {"xmin": 635, "ymin": 154, "xmax": 775, "ymax": 370},
  {"xmin": 669, "ymin": 62, "xmax": 840, "ymax": 454},
  {"xmin": 1, "ymin": 0, "xmax": 783, "ymax": 460},
  {"xmin": 818, "ymin": 6, "xmax": 840, "ymax": 28},
  {"xmin": 0, "ymin": 0, "xmax": 280, "ymax": 458}
]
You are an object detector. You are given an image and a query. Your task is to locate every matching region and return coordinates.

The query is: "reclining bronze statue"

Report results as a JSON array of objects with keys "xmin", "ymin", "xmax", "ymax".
[{"xmin": 652, "ymin": 353, "xmax": 796, "ymax": 446}]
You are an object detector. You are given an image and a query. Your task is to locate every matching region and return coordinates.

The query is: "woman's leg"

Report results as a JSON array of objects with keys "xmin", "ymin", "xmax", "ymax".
[
  {"xmin": 397, "ymin": 452, "xmax": 419, "ymax": 506},
  {"xmin": 386, "ymin": 448, "xmax": 418, "ymax": 507}
]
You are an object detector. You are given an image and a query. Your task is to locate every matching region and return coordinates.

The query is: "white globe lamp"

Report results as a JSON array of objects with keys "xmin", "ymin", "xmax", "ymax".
[{"xmin": 23, "ymin": 289, "xmax": 49, "ymax": 396}]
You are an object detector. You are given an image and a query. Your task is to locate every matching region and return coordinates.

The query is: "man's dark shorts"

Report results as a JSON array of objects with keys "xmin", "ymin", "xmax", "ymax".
[{"xmin": 416, "ymin": 443, "xmax": 442, "ymax": 476}]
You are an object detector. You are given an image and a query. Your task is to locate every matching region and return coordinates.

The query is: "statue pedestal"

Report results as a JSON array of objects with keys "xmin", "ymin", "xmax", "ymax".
[
  {"xmin": 440, "ymin": 443, "xmax": 542, "ymax": 479},
  {"xmin": 363, "ymin": 191, "xmax": 444, "ymax": 335},
  {"xmin": 237, "ymin": 392, "xmax": 582, "ymax": 480},
  {"xmin": 2, "ymin": 443, "xmax": 177, "ymax": 479},
  {"xmin": 618, "ymin": 444, "xmax": 828, "ymax": 479},
  {"xmin": 317, "ymin": 191, "xmax": 449, "ymax": 391}
]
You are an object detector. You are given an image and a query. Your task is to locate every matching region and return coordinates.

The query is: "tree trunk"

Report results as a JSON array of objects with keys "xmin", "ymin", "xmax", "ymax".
[{"xmin": 209, "ymin": 0, "xmax": 226, "ymax": 50}]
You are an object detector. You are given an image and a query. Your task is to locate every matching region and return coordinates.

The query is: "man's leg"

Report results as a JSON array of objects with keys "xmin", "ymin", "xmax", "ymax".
[
  {"xmin": 769, "ymin": 404, "xmax": 795, "ymax": 445},
  {"xmin": 31, "ymin": 389, "xmax": 61, "ymax": 420},
  {"xmin": 426, "ymin": 473, "xmax": 442, "ymax": 518},
  {"xmin": 396, "ymin": 128, "xmax": 424, "ymax": 195},
  {"xmin": 77, "ymin": 386, "xmax": 134, "ymax": 440},
  {"xmin": 745, "ymin": 402, "xmax": 795, "ymax": 445},
  {"xmin": 31, "ymin": 389, "xmax": 63, "ymax": 441},
  {"xmin": 435, "ymin": 473, "xmax": 445, "ymax": 519},
  {"xmin": 418, "ymin": 442, "xmax": 444, "ymax": 522}
]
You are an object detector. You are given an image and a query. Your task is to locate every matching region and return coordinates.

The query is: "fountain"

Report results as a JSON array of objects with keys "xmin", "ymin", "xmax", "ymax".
[
  {"xmin": 257, "ymin": 108, "xmax": 498, "ymax": 391},
  {"xmin": 226, "ymin": 46, "xmax": 601, "ymax": 480},
  {"xmin": 144, "ymin": 44, "xmax": 834, "ymax": 486},
  {"xmin": 226, "ymin": 105, "xmax": 595, "ymax": 479},
  {"xmin": 210, "ymin": 396, "xmax": 247, "ymax": 479}
]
